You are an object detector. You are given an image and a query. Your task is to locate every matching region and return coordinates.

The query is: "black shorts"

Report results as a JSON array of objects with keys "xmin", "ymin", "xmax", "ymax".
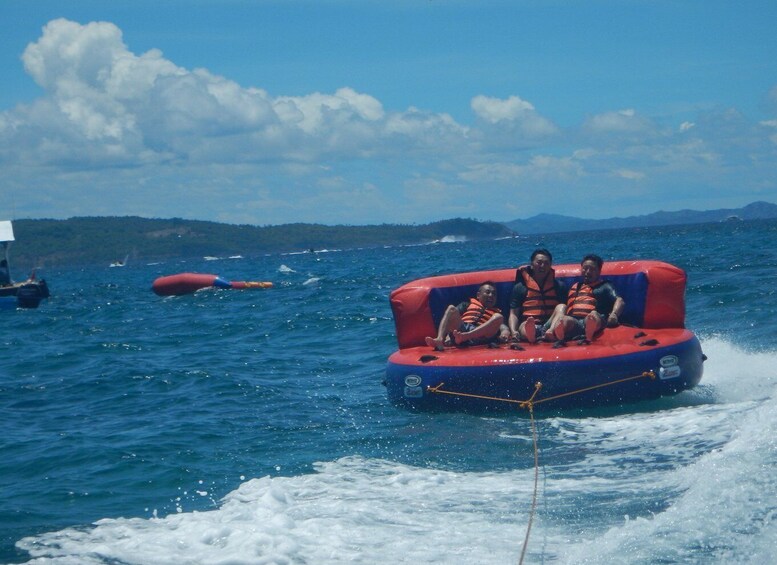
[{"xmin": 567, "ymin": 318, "xmax": 586, "ymax": 339}]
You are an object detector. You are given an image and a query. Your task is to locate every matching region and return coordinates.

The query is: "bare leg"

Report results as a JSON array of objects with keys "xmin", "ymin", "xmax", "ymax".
[
  {"xmin": 521, "ymin": 317, "xmax": 537, "ymax": 343},
  {"xmin": 553, "ymin": 315, "xmax": 579, "ymax": 341},
  {"xmin": 585, "ymin": 312, "xmax": 604, "ymax": 341},
  {"xmin": 425, "ymin": 305, "xmax": 462, "ymax": 350},
  {"xmin": 453, "ymin": 313, "xmax": 504, "ymax": 344},
  {"xmin": 554, "ymin": 319, "xmax": 567, "ymax": 341},
  {"xmin": 546, "ymin": 304, "xmax": 567, "ymax": 341}
]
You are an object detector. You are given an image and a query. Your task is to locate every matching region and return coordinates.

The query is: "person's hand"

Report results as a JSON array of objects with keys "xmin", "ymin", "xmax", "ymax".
[{"xmin": 607, "ymin": 313, "xmax": 619, "ymax": 327}]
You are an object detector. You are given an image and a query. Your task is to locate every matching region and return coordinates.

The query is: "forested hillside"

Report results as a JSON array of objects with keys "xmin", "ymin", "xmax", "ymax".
[{"xmin": 7, "ymin": 216, "xmax": 514, "ymax": 268}]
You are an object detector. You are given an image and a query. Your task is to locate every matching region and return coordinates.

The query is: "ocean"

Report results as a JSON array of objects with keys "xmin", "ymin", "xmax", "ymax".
[{"xmin": 2, "ymin": 219, "xmax": 776, "ymax": 564}]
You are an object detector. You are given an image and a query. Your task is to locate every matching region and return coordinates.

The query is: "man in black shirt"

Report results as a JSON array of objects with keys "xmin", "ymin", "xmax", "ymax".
[
  {"xmin": 508, "ymin": 248, "xmax": 567, "ymax": 343},
  {"xmin": 553, "ymin": 254, "xmax": 625, "ymax": 341}
]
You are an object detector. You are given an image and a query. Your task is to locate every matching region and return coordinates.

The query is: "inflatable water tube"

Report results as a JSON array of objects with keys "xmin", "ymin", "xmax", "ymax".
[
  {"xmin": 385, "ymin": 261, "xmax": 705, "ymax": 412},
  {"xmin": 152, "ymin": 273, "xmax": 273, "ymax": 296}
]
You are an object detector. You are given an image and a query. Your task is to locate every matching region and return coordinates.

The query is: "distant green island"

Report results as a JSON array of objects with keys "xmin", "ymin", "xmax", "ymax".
[
  {"xmin": 6, "ymin": 201, "xmax": 776, "ymax": 269},
  {"xmin": 8, "ymin": 217, "xmax": 513, "ymax": 268}
]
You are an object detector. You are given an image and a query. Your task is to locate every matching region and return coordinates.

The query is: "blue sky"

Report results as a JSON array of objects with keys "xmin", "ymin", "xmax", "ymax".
[{"xmin": 2, "ymin": 1, "xmax": 776, "ymax": 226}]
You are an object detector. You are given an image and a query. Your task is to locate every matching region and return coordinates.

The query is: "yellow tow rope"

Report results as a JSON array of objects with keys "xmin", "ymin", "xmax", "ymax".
[
  {"xmin": 426, "ymin": 370, "xmax": 655, "ymax": 408},
  {"xmin": 426, "ymin": 371, "xmax": 656, "ymax": 564}
]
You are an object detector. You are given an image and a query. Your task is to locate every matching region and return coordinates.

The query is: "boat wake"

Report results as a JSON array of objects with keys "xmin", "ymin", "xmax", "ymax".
[{"xmin": 13, "ymin": 339, "xmax": 777, "ymax": 564}]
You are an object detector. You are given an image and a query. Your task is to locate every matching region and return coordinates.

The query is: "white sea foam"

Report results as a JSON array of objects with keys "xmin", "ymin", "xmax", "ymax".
[
  {"xmin": 277, "ymin": 264, "xmax": 296, "ymax": 273},
  {"xmin": 428, "ymin": 235, "xmax": 468, "ymax": 244},
  {"xmin": 15, "ymin": 339, "xmax": 777, "ymax": 564},
  {"xmin": 18, "ymin": 458, "xmax": 540, "ymax": 564},
  {"xmin": 554, "ymin": 337, "xmax": 777, "ymax": 563},
  {"xmin": 694, "ymin": 336, "xmax": 777, "ymax": 403}
]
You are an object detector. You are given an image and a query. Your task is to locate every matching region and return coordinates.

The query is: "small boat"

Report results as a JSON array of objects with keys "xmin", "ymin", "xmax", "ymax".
[
  {"xmin": 0, "ymin": 277, "xmax": 50, "ymax": 309},
  {"xmin": 151, "ymin": 272, "xmax": 273, "ymax": 296},
  {"xmin": 385, "ymin": 261, "xmax": 705, "ymax": 412},
  {"xmin": 109, "ymin": 254, "xmax": 129, "ymax": 268},
  {"xmin": 0, "ymin": 220, "xmax": 50, "ymax": 309}
]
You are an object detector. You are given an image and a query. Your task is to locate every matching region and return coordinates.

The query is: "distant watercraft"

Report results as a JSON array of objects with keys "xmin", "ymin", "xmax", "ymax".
[
  {"xmin": 109, "ymin": 254, "xmax": 129, "ymax": 268},
  {"xmin": 151, "ymin": 273, "xmax": 273, "ymax": 296},
  {"xmin": 0, "ymin": 220, "xmax": 50, "ymax": 309}
]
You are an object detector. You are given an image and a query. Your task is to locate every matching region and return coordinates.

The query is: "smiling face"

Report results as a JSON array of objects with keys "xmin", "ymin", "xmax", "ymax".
[
  {"xmin": 580, "ymin": 259, "xmax": 602, "ymax": 284},
  {"xmin": 476, "ymin": 283, "xmax": 498, "ymax": 308},
  {"xmin": 530, "ymin": 253, "xmax": 552, "ymax": 282}
]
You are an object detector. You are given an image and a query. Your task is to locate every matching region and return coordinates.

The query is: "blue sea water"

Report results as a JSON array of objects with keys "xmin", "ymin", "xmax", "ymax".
[{"xmin": 2, "ymin": 219, "xmax": 777, "ymax": 564}]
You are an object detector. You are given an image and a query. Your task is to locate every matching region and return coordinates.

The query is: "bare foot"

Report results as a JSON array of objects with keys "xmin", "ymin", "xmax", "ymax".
[
  {"xmin": 425, "ymin": 336, "xmax": 444, "ymax": 351},
  {"xmin": 452, "ymin": 329, "xmax": 468, "ymax": 345},
  {"xmin": 585, "ymin": 316, "xmax": 598, "ymax": 341},
  {"xmin": 524, "ymin": 317, "xmax": 537, "ymax": 343},
  {"xmin": 554, "ymin": 322, "xmax": 566, "ymax": 341}
]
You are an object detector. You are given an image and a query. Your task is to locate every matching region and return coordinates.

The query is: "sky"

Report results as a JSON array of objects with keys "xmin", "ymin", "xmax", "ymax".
[{"xmin": 1, "ymin": 1, "xmax": 776, "ymax": 226}]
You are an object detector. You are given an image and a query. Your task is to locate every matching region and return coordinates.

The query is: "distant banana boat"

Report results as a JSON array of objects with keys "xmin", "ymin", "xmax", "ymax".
[{"xmin": 151, "ymin": 273, "xmax": 272, "ymax": 296}]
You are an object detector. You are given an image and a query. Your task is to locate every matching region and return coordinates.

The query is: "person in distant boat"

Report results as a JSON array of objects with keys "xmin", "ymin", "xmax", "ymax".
[
  {"xmin": 508, "ymin": 248, "xmax": 567, "ymax": 343},
  {"xmin": 552, "ymin": 254, "xmax": 625, "ymax": 342},
  {"xmin": 425, "ymin": 281, "xmax": 510, "ymax": 351},
  {"xmin": 0, "ymin": 259, "xmax": 10, "ymax": 286}
]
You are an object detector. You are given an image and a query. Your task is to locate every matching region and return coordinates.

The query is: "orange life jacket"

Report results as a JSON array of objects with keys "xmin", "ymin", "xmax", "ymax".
[
  {"xmin": 519, "ymin": 267, "xmax": 560, "ymax": 322},
  {"xmin": 461, "ymin": 298, "xmax": 500, "ymax": 326},
  {"xmin": 567, "ymin": 280, "xmax": 604, "ymax": 318}
]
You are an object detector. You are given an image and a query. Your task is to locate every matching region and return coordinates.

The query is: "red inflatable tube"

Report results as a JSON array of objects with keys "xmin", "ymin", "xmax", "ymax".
[
  {"xmin": 152, "ymin": 273, "xmax": 273, "ymax": 296},
  {"xmin": 390, "ymin": 261, "xmax": 687, "ymax": 349}
]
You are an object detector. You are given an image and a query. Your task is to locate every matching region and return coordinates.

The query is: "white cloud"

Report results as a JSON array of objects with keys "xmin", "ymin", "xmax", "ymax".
[
  {"xmin": 613, "ymin": 169, "xmax": 646, "ymax": 181},
  {"xmin": 458, "ymin": 155, "xmax": 583, "ymax": 185},
  {"xmin": 383, "ymin": 108, "xmax": 468, "ymax": 156},
  {"xmin": 471, "ymin": 95, "xmax": 535, "ymax": 123},
  {"xmin": 9, "ymin": 19, "xmax": 405, "ymax": 168},
  {"xmin": 275, "ymin": 87, "xmax": 384, "ymax": 135},
  {"xmin": 469, "ymin": 95, "xmax": 558, "ymax": 147},
  {"xmin": 582, "ymin": 108, "xmax": 657, "ymax": 135},
  {"xmin": 2, "ymin": 18, "xmax": 776, "ymax": 225}
]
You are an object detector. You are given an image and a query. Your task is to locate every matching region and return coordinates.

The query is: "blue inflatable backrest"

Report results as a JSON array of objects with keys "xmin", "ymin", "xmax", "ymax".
[
  {"xmin": 428, "ymin": 273, "xmax": 649, "ymax": 329},
  {"xmin": 563, "ymin": 273, "xmax": 649, "ymax": 327},
  {"xmin": 428, "ymin": 280, "xmax": 515, "ymax": 327}
]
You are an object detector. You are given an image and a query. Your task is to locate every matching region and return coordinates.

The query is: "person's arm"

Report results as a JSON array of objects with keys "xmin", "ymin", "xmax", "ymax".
[
  {"xmin": 607, "ymin": 296, "xmax": 625, "ymax": 327},
  {"xmin": 507, "ymin": 284, "xmax": 525, "ymax": 336},
  {"xmin": 508, "ymin": 308, "xmax": 519, "ymax": 336},
  {"xmin": 603, "ymin": 283, "xmax": 625, "ymax": 327}
]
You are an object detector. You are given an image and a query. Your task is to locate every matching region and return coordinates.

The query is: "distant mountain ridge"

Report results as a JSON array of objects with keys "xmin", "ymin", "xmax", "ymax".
[{"xmin": 504, "ymin": 201, "xmax": 777, "ymax": 234}]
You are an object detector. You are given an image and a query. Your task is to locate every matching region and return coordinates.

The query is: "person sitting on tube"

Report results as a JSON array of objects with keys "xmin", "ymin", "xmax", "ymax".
[
  {"xmin": 425, "ymin": 281, "xmax": 510, "ymax": 351},
  {"xmin": 551, "ymin": 254, "xmax": 625, "ymax": 342},
  {"xmin": 508, "ymin": 248, "xmax": 567, "ymax": 343}
]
